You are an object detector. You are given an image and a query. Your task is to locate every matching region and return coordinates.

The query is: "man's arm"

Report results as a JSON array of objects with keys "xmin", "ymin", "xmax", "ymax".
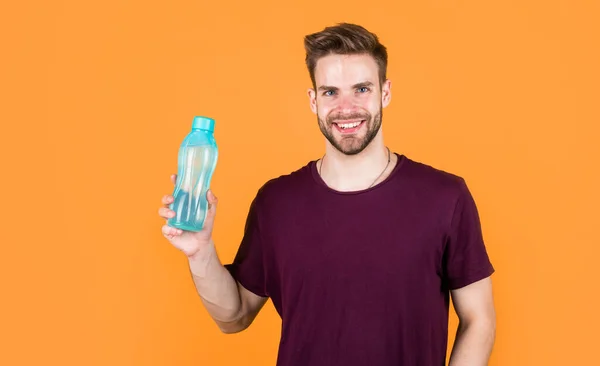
[
  {"xmin": 159, "ymin": 176, "xmax": 268, "ymax": 334},
  {"xmin": 187, "ymin": 239, "xmax": 268, "ymax": 334},
  {"xmin": 448, "ymin": 276, "xmax": 496, "ymax": 366}
]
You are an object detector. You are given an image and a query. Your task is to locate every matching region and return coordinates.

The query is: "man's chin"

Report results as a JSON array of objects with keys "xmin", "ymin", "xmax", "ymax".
[
  {"xmin": 321, "ymin": 127, "xmax": 370, "ymax": 155},
  {"xmin": 332, "ymin": 139, "xmax": 368, "ymax": 155}
]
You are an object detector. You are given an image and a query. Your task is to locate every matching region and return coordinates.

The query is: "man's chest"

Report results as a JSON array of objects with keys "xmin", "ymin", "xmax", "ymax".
[{"xmin": 261, "ymin": 199, "xmax": 447, "ymax": 293}]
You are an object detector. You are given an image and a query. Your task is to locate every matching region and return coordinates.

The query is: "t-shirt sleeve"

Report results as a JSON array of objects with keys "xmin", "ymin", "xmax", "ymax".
[
  {"xmin": 224, "ymin": 194, "xmax": 269, "ymax": 298},
  {"xmin": 443, "ymin": 178, "xmax": 495, "ymax": 290}
]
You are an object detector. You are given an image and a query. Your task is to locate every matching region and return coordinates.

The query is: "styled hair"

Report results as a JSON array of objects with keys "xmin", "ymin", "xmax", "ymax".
[{"xmin": 304, "ymin": 23, "xmax": 388, "ymax": 88}]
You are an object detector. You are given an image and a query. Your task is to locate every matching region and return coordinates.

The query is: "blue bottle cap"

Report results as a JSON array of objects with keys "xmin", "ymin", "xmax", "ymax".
[{"xmin": 192, "ymin": 116, "xmax": 215, "ymax": 131}]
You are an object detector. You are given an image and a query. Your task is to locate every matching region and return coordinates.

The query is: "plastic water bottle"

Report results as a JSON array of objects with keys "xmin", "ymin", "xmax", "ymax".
[{"xmin": 168, "ymin": 116, "xmax": 218, "ymax": 232}]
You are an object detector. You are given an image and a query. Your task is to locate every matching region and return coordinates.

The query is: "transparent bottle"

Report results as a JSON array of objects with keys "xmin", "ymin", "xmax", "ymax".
[{"xmin": 168, "ymin": 116, "xmax": 218, "ymax": 232}]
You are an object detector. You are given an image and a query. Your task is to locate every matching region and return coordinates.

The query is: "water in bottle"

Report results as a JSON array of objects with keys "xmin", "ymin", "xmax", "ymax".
[{"xmin": 168, "ymin": 116, "xmax": 218, "ymax": 232}]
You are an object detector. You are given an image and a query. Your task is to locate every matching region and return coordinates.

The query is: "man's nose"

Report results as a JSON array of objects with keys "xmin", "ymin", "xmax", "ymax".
[{"xmin": 336, "ymin": 92, "xmax": 358, "ymax": 112}]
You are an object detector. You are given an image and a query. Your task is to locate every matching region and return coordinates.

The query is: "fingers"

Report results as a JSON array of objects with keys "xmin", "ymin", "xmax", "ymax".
[
  {"xmin": 159, "ymin": 175, "xmax": 176, "ymax": 220},
  {"xmin": 162, "ymin": 224, "xmax": 183, "ymax": 239},
  {"xmin": 161, "ymin": 194, "xmax": 174, "ymax": 205},
  {"xmin": 161, "ymin": 174, "xmax": 182, "ymax": 239},
  {"xmin": 158, "ymin": 207, "xmax": 175, "ymax": 220}
]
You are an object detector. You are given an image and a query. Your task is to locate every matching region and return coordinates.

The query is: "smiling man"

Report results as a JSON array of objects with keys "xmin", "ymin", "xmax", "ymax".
[{"xmin": 159, "ymin": 23, "xmax": 496, "ymax": 366}]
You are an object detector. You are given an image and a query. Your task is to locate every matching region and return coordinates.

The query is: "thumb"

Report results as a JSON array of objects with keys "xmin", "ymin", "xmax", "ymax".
[
  {"xmin": 207, "ymin": 189, "xmax": 218, "ymax": 207},
  {"xmin": 203, "ymin": 189, "xmax": 218, "ymax": 228}
]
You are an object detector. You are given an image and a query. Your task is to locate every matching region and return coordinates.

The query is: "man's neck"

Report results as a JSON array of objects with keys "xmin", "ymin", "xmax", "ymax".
[{"xmin": 319, "ymin": 137, "xmax": 396, "ymax": 192}]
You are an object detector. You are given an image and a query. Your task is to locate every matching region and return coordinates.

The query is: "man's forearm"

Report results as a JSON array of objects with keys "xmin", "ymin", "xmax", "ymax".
[
  {"xmin": 187, "ymin": 240, "xmax": 243, "ymax": 326},
  {"xmin": 448, "ymin": 319, "xmax": 495, "ymax": 366}
]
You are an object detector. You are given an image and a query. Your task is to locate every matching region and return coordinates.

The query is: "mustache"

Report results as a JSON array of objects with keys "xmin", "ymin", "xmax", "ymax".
[{"xmin": 326, "ymin": 111, "xmax": 371, "ymax": 124}]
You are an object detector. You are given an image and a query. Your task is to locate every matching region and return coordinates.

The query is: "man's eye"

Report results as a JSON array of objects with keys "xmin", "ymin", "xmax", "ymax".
[
  {"xmin": 324, "ymin": 90, "xmax": 335, "ymax": 96},
  {"xmin": 358, "ymin": 87, "xmax": 369, "ymax": 93}
]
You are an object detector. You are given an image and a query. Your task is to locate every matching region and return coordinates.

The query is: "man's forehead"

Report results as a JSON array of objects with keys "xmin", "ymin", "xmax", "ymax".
[{"xmin": 314, "ymin": 54, "xmax": 378, "ymax": 86}]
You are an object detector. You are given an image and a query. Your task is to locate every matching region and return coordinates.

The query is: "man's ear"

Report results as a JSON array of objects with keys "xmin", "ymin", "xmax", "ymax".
[
  {"xmin": 381, "ymin": 79, "xmax": 392, "ymax": 108},
  {"xmin": 308, "ymin": 88, "xmax": 317, "ymax": 114}
]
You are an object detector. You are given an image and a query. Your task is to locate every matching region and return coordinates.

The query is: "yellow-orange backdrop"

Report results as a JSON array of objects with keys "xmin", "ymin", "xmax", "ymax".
[{"xmin": 1, "ymin": 0, "xmax": 598, "ymax": 365}]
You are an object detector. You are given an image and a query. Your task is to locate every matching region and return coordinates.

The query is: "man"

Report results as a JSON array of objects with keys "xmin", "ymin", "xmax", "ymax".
[{"xmin": 159, "ymin": 23, "xmax": 496, "ymax": 366}]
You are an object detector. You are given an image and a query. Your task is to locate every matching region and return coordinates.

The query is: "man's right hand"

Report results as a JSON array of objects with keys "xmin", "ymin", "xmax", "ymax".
[
  {"xmin": 158, "ymin": 174, "xmax": 218, "ymax": 259},
  {"xmin": 157, "ymin": 173, "xmax": 267, "ymax": 334}
]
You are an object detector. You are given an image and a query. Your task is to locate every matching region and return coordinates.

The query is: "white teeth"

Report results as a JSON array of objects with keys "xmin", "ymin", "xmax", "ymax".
[{"xmin": 339, "ymin": 121, "xmax": 361, "ymax": 129}]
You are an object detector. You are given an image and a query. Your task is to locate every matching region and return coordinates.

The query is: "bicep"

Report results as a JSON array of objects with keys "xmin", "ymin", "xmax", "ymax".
[{"xmin": 450, "ymin": 276, "xmax": 496, "ymax": 324}]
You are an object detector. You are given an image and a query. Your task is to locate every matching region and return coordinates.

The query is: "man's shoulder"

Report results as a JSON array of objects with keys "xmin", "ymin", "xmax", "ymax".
[
  {"xmin": 400, "ymin": 155, "xmax": 470, "ymax": 197},
  {"xmin": 253, "ymin": 160, "xmax": 315, "ymax": 201}
]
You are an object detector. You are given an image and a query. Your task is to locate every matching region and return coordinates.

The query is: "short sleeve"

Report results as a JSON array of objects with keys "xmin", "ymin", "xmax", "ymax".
[
  {"xmin": 224, "ymin": 194, "xmax": 269, "ymax": 298},
  {"xmin": 443, "ymin": 179, "xmax": 495, "ymax": 290}
]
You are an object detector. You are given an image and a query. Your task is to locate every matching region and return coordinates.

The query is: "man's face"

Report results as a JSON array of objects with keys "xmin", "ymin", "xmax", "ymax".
[{"xmin": 308, "ymin": 53, "xmax": 391, "ymax": 155}]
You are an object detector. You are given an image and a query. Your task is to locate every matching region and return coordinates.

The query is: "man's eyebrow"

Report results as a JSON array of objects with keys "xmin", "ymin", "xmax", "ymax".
[
  {"xmin": 317, "ymin": 85, "xmax": 338, "ymax": 91},
  {"xmin": 317, "ymin": 81, "xmax": 375, "ymax": 91},
  {"xmin": 353, "ymin": 81, "xmax": 375, "ymax": 88}
]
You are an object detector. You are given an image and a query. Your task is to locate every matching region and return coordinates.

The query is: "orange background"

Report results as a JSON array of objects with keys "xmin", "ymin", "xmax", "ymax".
[{"xmin": 1, "ymin": 0, "xmax": 599, "ymax": 365}]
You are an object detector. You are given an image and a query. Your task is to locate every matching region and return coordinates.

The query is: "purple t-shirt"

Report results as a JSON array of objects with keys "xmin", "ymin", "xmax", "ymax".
[{"xmin": 225, "ymin": 154, "xmax": 494, "ymax": 366}]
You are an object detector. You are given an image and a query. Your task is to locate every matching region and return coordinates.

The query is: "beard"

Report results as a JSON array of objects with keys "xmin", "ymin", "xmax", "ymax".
[{"xmin": 317, "ymin": 106, "xmax": 383, "ymax": 155}]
